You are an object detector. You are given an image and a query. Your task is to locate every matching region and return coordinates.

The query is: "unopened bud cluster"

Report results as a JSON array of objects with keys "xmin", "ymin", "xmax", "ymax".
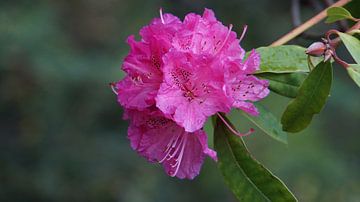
[{"xmin": 305, "ymin": 39, "xmax": 334, "ymax": 62}]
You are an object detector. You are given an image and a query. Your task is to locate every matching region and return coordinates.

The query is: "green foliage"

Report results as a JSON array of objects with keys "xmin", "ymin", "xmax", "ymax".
[
  {"xmin": 347, "ymin": 64, "xmax": 360, "ymax": 87},
  {"xmin": 345, "ymin": 0, "xmax": 360, "ymax": 21},
  {"xmin": 214, "ymin": 115, "xmax": 297, "ymax": 202},
  {"xmin": 257, "ymin": 73, "xmax": 307, "ymax": 98},
  {"xmin": 338, "ymin": 32, "xmax": 360, "ymax": 88},
  {"xmin": 325, "ymin": 7, "xmax": 355, "ymax": 23},
  {"xmin": 255, "ymin": 45, "xmax": 309, "ymax": 73},
  {"xmin": 281, "ymin": 62, "xmax": 333, "ymax": 133},
  {"xmin": 338, "ymin": 32, "xmax": 360, "ymax": 64},
  {"xmin": 240, "ymin": 103, "xmax": 288, "ymax": 144}
]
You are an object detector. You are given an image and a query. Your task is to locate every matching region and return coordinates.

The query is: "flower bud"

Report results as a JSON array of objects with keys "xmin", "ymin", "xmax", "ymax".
[
  {"xmin": 324, "ymin": 49, "xmax": 333, "ymax": 62},
  {"xmin": 305, "ymin": 42, "xmax": 326, "ymax": 57}
]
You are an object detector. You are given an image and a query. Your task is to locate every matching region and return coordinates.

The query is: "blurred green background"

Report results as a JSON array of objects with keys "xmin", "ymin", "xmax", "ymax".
[{"xmin": 1, "ymin": 0, "xmax": 359, "ymax": 201}]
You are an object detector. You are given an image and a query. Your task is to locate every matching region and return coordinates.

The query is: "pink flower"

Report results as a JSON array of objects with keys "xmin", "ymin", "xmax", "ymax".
[
  {"xmin": 125, "ymin": 108, "xmax": 217, "ymax": 179},
  {"xmin": 112, "ymin": 8, "xmax": 270, "ymax": 179}
]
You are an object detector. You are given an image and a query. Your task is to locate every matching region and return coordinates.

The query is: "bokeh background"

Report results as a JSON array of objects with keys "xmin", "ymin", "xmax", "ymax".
[{"xmin": 1, "ymin": 0, "xmax": 360, "ymax": 201}]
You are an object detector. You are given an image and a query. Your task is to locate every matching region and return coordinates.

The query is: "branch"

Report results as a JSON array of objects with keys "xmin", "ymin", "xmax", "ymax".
[
  {"xmin": 291, "ymin": 0, "xmax": 325, "ymax": 40},
  {"xmin": 270, "ymin": 0, "xmax": 352, "ymax": 46}
]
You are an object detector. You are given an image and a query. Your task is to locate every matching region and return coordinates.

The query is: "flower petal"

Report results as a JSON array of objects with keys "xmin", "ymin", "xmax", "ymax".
[
  {"xmin": 174, "ymin": 103, "xmax": 207, "ymax": 133},
  {"xmin": 115, "ymin": 76, "xmax": 158, "ymax": 109},
  {"xmin": 126, "ymin": 109, "xmax": 212, "ymax": 179},
  {"xmin": 233, "ymin": 101, "xmax": 259, "ymax": 116},
  {"xmin": 196, "ymin": 130, "xmax": 217, "ymax": 161},
  {"xmin": 241, "ymin": 49, "xmax": 260, "ymax": 73},
  {"xmin": 163, "ymin": 132, "xmax": 205, "ymax": 179}
]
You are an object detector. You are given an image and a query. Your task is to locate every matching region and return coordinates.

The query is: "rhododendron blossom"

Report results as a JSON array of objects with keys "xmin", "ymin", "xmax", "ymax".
[{"xmin": 112, "ymin": 8, "xmax": 269, "ymax": 179}]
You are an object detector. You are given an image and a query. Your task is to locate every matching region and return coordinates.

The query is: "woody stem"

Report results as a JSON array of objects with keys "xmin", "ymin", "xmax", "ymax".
[
  {"xmin": 270, "ymin": 0, "xmax": 352, "ymax": 46},
  {"xmin": 331, "ymin": 21, "xmax": 360, "ymax": 47}
]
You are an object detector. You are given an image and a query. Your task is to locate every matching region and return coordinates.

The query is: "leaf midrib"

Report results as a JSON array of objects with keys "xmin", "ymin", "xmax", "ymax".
[
  {"xmin": 296, "ymin": 63, "xmax": 328, "ymax": 115},
  {"xmin": 222, "ymin": 129, "xmax": 271, "ymax": 201}
]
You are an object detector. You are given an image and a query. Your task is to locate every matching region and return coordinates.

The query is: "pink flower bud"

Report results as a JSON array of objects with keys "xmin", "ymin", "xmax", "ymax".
[{"xmin": 306, "ymin": 42, "xmax": 326, "ymax": 56}]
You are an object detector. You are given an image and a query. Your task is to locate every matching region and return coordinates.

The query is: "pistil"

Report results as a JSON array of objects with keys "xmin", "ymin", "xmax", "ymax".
[{"xmin": 217, "ymin": 112, "xmax": 254, "ymax": 137}]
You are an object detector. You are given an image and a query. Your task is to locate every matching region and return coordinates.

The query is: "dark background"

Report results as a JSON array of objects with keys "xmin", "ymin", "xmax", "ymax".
[{"xmin": 1, "ymin": 0, "xmax": 359, "ymax": 201}]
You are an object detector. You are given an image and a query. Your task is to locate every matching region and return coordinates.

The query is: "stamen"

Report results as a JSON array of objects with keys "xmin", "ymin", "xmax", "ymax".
[
  {"xmin": 171, "ymin": 133, "xmax": 182, "ymax": 148},
  {"xmin": 216, "ymin": 24, "xmax": 233, "ymax": 54},
  {"xmin": 159, "ymin": 8, "xmax": 165, "ymax": 24},
  {"xmin": 164, "ymin": 133, "xmax": 178, "ymax": 153},
  {"xmin": 239, "ymin": 24, "xmax": 248, "ymax": 42},
  {"xmin": 170, "ymin": 134, "xmax": 187, "ymax": 177},
  {"xmin": 109, "ymin": 83, "xmax": 118, "ymax": 95},
  {"xmin": 158, "ymin": 132, "xmax": 188, "ymax": 177},
  {"xmin": 159, "ymin": 132, "xmax": 182, "ymax": 163},
  {"xmin": 217, "ymin": 113, "xmax": 254, "ymax": 137},
  {"xmin": 169, "ymin": 135, "xmax": 185, "ymax": 159},
  {"xmin": 159, "ymin": 145, "xmax": 174, "ymax": 163}
]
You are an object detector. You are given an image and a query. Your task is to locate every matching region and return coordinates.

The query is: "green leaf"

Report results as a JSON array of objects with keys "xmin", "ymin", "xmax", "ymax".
[
  {"xmin": 240, "ymin": 103, "xmax": 288, "ymax": 144},
  {"xmin": 257, "ymin": 72, "xmax": 307, "ymax": 98},
  {"xmin": 338, "ymin": 32, "xmax": 360, "ymax": 64},
  {"xmin": 281, "ymin": 62, "xmax": 333, "ymax": 133},
  {"xmin": 326, "ymin": 7, "xmax": 355, "ymax": 23},
  {"xmin": 345, "ymin": 1, "xmax": 360, "ymax": 20},
  {"xmin": 308, "ymin": 55, "xmax": 323, "ymax": 70},
  {"xmin": 214, "ymin": 115, "xmax": 297, "ymax": 202},
  {"xmin": 347, "ymin": 64, "xmax": 360, "ymax": 87},
  {"xmin": 255, "ymin": 45, "xmax": 309, "ymax": 73}
]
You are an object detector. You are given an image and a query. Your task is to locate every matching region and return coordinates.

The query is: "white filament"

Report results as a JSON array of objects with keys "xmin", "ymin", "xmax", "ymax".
[
  {"xmin": 216, "ymin": 24, "xmax": 233, "ymax": 54},
  {"xmin": 160, "ymin": 8, "xmax": 165, "ymax": 24},
  {"xmin": 239, "ymin": 24, "xmax": 248, "ymax": 42},
  {"xmin": 110, "ymin": 83, "xmax": 118, "ymax": 95}
]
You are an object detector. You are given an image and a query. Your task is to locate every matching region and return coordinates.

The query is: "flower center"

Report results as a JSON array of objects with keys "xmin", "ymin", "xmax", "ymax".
[
  {"xmin": 181, "ymin": 84, "xmax": 197, "ymax": 101},
  {"xmin": 170, "ymin": 68, "xmax": 212, "ymax": 102}
]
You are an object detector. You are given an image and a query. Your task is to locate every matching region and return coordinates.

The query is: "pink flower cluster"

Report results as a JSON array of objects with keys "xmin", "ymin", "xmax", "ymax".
[{"xmin": 113, "ymin": 9, "xmax": 269, "ymax": 179}]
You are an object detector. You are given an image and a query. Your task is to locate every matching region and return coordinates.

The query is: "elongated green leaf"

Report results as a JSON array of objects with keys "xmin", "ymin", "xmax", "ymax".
[
  {"xmin": 326, "ymin": 7, "xmax": 355, "ymax": 23},
  {"xmin": 255, "ymin": 45, "xmax": 309, "ymax": 73},
  {"xmin": 347, "ymin": 64, "xmax": 360, "ymax": 87},
  {"xmin": 257, "ymin": 73, "xmax": 307, "ymax": 98},
  {"xmin": 338, "ymin": 32, "xmax": 360, "ymax": 64},
  {"xmin": 308, "ymin": 55, "xmax": 323, "ymax": 70},
  {"xmin": 240, "ymin": 103, "xmax": 288, "ymax": 144},
  {"xmin": 281, "ymin": 62, "xmax": 333, "ymax": 133},
  {"xmin": 214, "ymin": 116, "xmax": 297, "ymax": 202}
]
